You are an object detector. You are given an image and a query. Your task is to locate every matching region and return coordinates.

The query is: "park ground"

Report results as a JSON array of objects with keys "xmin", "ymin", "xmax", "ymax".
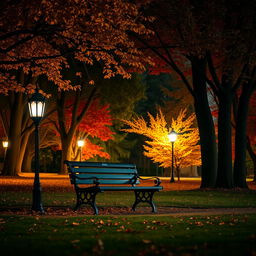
[{"xmin": 0, "ymin": 174, "xmax": 256, "ymax": 255}]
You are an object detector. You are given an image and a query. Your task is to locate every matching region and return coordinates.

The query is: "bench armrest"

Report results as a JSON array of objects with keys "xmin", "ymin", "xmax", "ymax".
[{"xmin": 136, "ymin": 175, "xmax": 162, "ymax": 186}]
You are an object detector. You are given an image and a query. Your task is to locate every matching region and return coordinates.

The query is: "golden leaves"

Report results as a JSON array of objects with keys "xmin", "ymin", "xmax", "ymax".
[{"xmin": 122, "ymin": 108, "xmax": 201, "ymax": 168}]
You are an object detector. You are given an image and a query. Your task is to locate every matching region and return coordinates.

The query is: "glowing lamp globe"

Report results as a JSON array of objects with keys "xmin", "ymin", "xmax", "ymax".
[
  {"xmin": 77, "ymin": 139, "xmax": 85, "ymax": 148},
  {"xmin": 168, "ymin": 130, "xmax": 177, "ymax": 142},
  {"xmin": 2, "ymin": 140, "xmax": 8, "ymax": 148},
  {"xmin": 28, "ymin": 90, "xmax": 46, "ymax": 121}
]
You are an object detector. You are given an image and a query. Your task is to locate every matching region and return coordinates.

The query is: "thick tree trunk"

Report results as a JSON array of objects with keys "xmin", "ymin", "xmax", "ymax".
[
  {"xmin": 233, "ymin": 84, "xmax": 252, "ymax": 188},
  {"xmin": 21, "ymin": 133, "xmax": 35, "ymax": 172},
  {"xmin": 246, "ymin": 137, "xmax": 256, "ymax": 182},
  {"xmin": 215, "ymin": 82, "xmax": 234, "ymax": 188},
  {"xmin": 2, "ymin": 93, "xmax": 24, "ymax": 176},
  {"xmin": 22, "ymin": 149, "xmax": 34, "ymax": 172},
  {"xmin": 191, "ymin": 57, "xmax": 217, "ymax": 188},
  {"xmin": 16, "ymin": 130, "xmax": 32, "ymax": 173}
]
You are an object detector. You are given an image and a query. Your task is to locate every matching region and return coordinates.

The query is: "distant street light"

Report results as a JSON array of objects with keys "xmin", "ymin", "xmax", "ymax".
[
  {"xmin": 77, "ymin": 139, "xmax": 85, "ymax": 161},
  {"xmin": 28, "ymin": 89, "xmax": 46, "ymax": 213},
  {"xmin": 2, "ymin": 140, "xmax": 8, "ymax": 148},
  {"xmin": 168, "ymin": 130, "xmax": 178, "ymax": 183},
  {"xmin": 2, "ymin": 140, "xmax": 8, "ymax": 161}
]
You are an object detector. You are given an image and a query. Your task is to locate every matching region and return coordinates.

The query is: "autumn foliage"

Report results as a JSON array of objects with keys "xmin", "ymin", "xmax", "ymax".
[
  {"xmin": 0, "ymin": 0, "xmax": 152, "ymax": 94},
  {"xmin": 122, "ymin": 109, "xmax": 201, "ymax": 170},
  {"xmin": 49, "ymin": 98, "xmax": 114, "ymax": 161}
]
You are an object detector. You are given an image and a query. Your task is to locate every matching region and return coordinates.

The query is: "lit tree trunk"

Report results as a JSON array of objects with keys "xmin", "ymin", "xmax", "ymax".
[
  {"xmin": 2, "ymin": 71, "xmax": 37, "ymax": 176},
  {"xmin": 176, "ymin": 166, "xmax": 181, "ymax": 181},
  {"xmin": 59, "ymin": 134, "xmax": 74, "ymax": 174},
  {"xmin": 21, "ymin": 132, "xmax": 35, "ymax": 172},
  {"xmin": 216, "ymin": 78, "xmax": 234, "ymax": 188},
  {"xmin": 22, "ymin": 148, "xmax": 34, "ymax": 172},
  {"xmin": 191, "ymin": 57, "xmax": 217, "ymax": 188},
  {"xmin": 234, "ymin": 82, "xmax": 255, "ymax": 188},
  {"xmin": 2, "ymin": 92, "xmax": 24, "ymax": 176},
  {"xmin": 16, "ymin": 127, "xmax": 33, "ymax": 173},
  {"xmin": 56, "ymin": 87, "xmax": 97, "ymax": 174}
]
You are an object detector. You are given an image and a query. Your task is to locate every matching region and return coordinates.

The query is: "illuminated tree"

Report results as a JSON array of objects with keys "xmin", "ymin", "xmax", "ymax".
[
  {"xmin": 122, "ymin": 109, "xmax": 201, "ymax": 178},
  {"xmin": 49, "ymin": 94, "xmax": 114, "ymax": 173}
]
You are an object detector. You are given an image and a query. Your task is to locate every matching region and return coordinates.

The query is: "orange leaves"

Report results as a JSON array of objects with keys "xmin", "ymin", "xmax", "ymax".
[
  {"xmin": 122, "ymin": 108, "xmax": 201, "ymax": 169},
  {"xmin": 0, "ymin": 0, "xmax": 152, "ymax": 93},
  {"xmin": 80, "ymin": 140, "xmax": 111, "ymax": 161}
]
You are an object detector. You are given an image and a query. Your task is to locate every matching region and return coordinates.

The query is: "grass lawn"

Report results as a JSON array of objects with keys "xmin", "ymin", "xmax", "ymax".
[
  {"xmin": 1, "ymin": 214, "xmax": 256, "ymax": 256},
  {"xmin": 1, "ymin": 177, "xmax": 256, "ymax": 255},
  {"xmin": 1, "ymin": 190, "xmax": 256, "ymax": 209}
]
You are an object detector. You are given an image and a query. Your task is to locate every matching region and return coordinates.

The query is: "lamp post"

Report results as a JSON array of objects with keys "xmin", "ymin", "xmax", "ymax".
[
  {"xmin": 28, "ymin": 89, "xmax": 46, "ymax": 213},
  {"xmin": 168, "ymin": 130, "xmax": 177, "ymax": 183},
  {"xmin": 77, "ymin": 139, "xmax": 85, "ymax": 161}
]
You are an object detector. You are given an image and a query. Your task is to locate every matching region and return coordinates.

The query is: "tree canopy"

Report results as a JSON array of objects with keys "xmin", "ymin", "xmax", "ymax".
[{"xmin": 0, "ymin": 0, "xmax": 152, "ymax": 93}]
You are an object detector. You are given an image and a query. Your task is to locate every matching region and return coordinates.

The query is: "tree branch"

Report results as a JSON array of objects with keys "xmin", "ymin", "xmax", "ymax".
[
  {"xmin": 129, "ymin": 31, "xmax": 194, "ymax": 97},
  {"xmin": 206, "ymin": 51, "xmax": 221, "ymax": 89}
]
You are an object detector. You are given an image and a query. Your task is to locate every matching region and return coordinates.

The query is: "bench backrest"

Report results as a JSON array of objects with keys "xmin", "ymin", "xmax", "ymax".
[{"xmin": 65, "ymin": 161, "xmax": 139, "ymax": 186}]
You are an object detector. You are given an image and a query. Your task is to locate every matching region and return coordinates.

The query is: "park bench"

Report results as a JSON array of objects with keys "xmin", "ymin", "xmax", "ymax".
[{"xmin": 65, "ymin": 161, "xmax": 163, "ymax": 215}]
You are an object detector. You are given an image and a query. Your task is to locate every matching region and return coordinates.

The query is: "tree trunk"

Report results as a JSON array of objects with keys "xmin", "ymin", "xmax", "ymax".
[
  {"xmin": 247, "ymin": 136, "xmax": 256, "ymax": 182},
  {"xmin": 16, "ymin": 130, "xmax": 32, "ymax": 173},
  {"xmin": 215, "ymin": 81, "xmax": 234, "ymax": 188},
  {"xmin": 2, "ymin": 93, "xmax": 24, "ymax": 176},
  {"xmin": 22, "ymin": 149, "xmax": 34, "ymax": 172},
  {"xmin": 176, "ymin": 166, "xmax": 180, "ymax": 181},
  {"xmin": 59, "ymin": 136, "xmax": 73, "ymax": 174},
  {"xmin": 233, "ymin": 84, "xmax": 252, "ymax": 188},
  {"xmin": 191, "ymin": 57, "xmax": 217, "ymax": 188}
]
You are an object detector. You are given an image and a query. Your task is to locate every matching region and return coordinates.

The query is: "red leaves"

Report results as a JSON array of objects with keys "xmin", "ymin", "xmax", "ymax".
[{"xmin": 77, "ymin": 99, "xmax": 114, "ymax": 141}]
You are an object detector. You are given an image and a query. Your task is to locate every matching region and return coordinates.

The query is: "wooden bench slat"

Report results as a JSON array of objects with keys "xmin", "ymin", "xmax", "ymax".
[
  {"xmin": 71, "ymin": 168, "xmax": 137, "ymax": 174},
  {"xmin": 73, "ymin": 179, "xmax": 140, "ymax": 185},
  {"xmin": 73, "ymin": 174, "xmax": 136, "ymax": 179},
  {"xmin": 98, "ymin": 186, "xmax": 162, "ymax": 191},
  {"xmin": 66, "ymin": 161, "xmax": 135, "ymax": 168}
]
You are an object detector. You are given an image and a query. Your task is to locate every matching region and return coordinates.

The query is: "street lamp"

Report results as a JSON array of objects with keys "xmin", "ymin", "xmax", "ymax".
[
  {"xmin": 2, "ymin": 140, "xmax": 8, "ymax": 161},
  {"xmin": 77, "ymin": 139, "xmax": 85, "ymax": 161},
  {"xmin": 168, "ymin": 130, "xmax": 177, "ymax": 183},
  {"xmin": 2, "ymin": 140, "xmax": 8, "ymax": 148},
  {"xmin": 28, "ymin": 89, "xmax": 46, "ymax": 213}
]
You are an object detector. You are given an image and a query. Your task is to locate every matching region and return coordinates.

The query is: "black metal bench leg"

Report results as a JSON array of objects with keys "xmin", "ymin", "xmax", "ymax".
[
  {"xmin": 132, "ymin": 190, "xmax": 157, "ymax": 213},
  {"xmin": 75, "ymin": 189, "xmax": 99, "ymax": 215}
]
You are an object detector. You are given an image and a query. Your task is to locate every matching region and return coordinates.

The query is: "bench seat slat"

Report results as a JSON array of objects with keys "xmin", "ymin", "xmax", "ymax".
[
  {"xmin": 90, "ymin": 186, "xmax": 162, "ymax": 191},
  {"xmin": 66, "ymin": 161, "xmax": 135, "ymax": 168},
  {"xmin": 74, "ymin": 179, "xmax": 139, "ymax": 185},
  {"xmin": 73, "ymin": 174, "xmax": 135, "ymax": 179},
  {"xmin": 71, "ymin": 168, "xmax": 137, "ymax": 174}
]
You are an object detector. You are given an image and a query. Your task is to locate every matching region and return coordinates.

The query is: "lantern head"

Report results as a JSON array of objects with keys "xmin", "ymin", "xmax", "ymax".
[
  {"xmin": 77, "ymin": 139, "xmax": 85, "ymax": 148},
  {"xmin": 28, "ymin": 90, "xmax": 46, "ymax": 123},
  {"xmin": 168, "ymin": 130, "xmax": 178, "ymax": 142}
]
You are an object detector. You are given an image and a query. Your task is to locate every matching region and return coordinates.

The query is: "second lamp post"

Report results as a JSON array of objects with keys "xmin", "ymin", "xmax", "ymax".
[{"xmin": 168, "ymin": 130, "xmax": 177, "ymax": 183}]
